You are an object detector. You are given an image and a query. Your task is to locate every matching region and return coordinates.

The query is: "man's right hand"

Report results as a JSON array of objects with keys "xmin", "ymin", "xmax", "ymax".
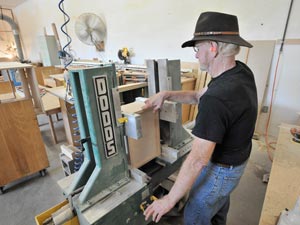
[{"xmin": 142, "ymin": 91, "xmax": 167, "ymax": 112}]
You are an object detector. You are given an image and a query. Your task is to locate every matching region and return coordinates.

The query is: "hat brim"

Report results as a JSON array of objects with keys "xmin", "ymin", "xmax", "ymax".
[{"xmin": 181, "ymin": 35, "xmax": 253, "ymax": 48}]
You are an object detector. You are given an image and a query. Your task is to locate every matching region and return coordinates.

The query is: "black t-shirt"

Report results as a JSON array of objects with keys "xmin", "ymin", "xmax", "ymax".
[{"xmin": 192, "ymin": 61, "xmax": 258, "ymax": 166}]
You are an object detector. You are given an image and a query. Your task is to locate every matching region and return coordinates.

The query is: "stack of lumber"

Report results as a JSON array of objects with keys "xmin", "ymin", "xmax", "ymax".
[{"xmin": 181, "ymin": 62, "xmax": 209, "ymax": 123}]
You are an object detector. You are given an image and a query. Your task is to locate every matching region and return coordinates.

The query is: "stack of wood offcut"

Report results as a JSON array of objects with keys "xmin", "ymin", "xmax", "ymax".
[{"xmin": 181, "ymin": 62, "xmax": 210, "ymax": 123}]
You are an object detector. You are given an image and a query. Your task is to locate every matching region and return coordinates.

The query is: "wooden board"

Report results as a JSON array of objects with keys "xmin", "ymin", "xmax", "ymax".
[
  {"xmin": 258, "ymin": 123, "xmax": 300, "ymax": 225},
  {"xmin": 34, "ymin": 66, "xmax": 64, "ymax": 86},
  {"xmin": 0, "ymin": 62, "xmax": 32, "ymax": 70},
  {"xmin": 181, "ymin": 61, "xmax": 206, "ymax": 123},
  {"xmin": 41, "ymin": 92, "xmax": 60, "ymax": 112},
  {"xmin": 190, "ymin": 71, "xmax": 208, "ymax": 121},
  {"xmin": 181, "ymin": 61, "xmax": 199, "ymax": 77},
  {"xmin": 181, "ymin": 77, "xmax": 196, "ymax": 124},
  {"xmin": 0, "ymin": 81, "xmax": 15, "ymax": 94},
  {"xmin": 0, "ymin": 99, "xmax": 49, "ymax": 186},
  {"xmin": 121, "ymin": 101, "xmax": 160, "ymax": 168},
  {"xmin": 118, "ymin": 82, "xmax": 148, "ymax": 93}
]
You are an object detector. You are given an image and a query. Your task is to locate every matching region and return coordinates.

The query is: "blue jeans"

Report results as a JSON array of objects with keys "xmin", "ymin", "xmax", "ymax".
[{"xmin": 184, "ymin": 160, "xmax": 248, "ymax": 225}]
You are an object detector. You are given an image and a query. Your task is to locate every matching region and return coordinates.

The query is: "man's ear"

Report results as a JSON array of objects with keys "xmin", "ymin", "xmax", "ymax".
[
  {"xmin": 210, "ymin": 46, "xmax": 217, "ymax": 52},
  {"xmin": 209, "ymin": 42, "xmax": 218, "ymax": 52},
  {"xmin": 210, "ymin": 42, "xmax": 219, "ymax": 58}
]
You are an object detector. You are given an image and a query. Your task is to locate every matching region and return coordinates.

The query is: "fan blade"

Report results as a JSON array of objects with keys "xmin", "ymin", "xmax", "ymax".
[
  {"xmin": 75, "ymin": 13, "xmax": 107, "ymax": 46},
  {"xmin": 87, "ymin": 16, "xmax": 100, "ymax": 28}
]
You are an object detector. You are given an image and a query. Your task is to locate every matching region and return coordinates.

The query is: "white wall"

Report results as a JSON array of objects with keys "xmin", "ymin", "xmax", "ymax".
[
  {"xmin": 258, "ymin": 42, "xmax": 300, "ymax": 137},
  {"xmin": 13, "ymin": 0, "xmax": 300, "ymax": 64},
  {"xmin": 13, "ymin": 0, "xmax": 300, "ymax": 137}
]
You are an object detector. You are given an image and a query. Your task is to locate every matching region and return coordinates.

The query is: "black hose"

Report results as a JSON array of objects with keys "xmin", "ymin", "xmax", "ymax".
[
  {"xmin": 58, "ymin": 0, "xmax": 73, "ymax": 69},
  {"xmin": 280, "ymin": 0, "xmax": 294, "ymax": 52}
]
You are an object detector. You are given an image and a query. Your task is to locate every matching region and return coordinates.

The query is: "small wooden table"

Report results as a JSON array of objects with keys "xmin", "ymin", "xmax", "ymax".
[
  {"xmin": 40, "ymin": 88, "xmax": 61, "ymax": 144},
  {"xmin": 259, "ymin": 123, "xmax": 300, "ymax": 225},
  {"xmin": 49, "ymin": 73, "xmax": 65, "ymax": 87},
  {"xmin": 45, "ymin": 86, "xmax": 75, "ymax": 146}
]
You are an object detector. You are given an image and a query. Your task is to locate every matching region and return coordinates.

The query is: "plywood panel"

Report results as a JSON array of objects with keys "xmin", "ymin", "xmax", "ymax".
[
  {"xmin": 181, "ymin": 77, "xmax": 196, "ymax": 124},
  {"xmin": 0, "ymin": 81, "xmax": 14, "ymax": 94},
  {"xmin": 0, "ymin": 99, "xmax": 49, "ymax": 186},
  {"xmin": 121, "ymin": 101, "xmax": 160, "ymax": 168},
  {"xmin": 0, "ymin": 81, "xmax": 15, "ymax": 100}
]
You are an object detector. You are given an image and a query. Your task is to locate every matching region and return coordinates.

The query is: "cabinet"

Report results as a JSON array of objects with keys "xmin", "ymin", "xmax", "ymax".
[
  {"xmin": 0, "ymin": 62, "xmax": 49, "ymax": 193},
  {"xmin": 0, "ymin": 99, "xmax": 49, "ymax": 191}
]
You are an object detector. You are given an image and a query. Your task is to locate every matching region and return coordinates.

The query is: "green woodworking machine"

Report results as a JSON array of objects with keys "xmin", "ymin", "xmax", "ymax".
[{"xmin": 58, "ymin": 59, "xmax": 193, "ymax": 225}]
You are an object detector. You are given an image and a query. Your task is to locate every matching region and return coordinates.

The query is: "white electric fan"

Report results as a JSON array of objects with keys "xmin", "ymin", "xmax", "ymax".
[{"xmin": 74, "ymin": 13, "xmax": 107, "ymax": 51}]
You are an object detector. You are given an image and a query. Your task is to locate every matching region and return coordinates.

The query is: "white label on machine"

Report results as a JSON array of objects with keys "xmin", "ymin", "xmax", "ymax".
[{"xmin": 94, "ymin": 75, "xmax": 118, "ymax": 158}]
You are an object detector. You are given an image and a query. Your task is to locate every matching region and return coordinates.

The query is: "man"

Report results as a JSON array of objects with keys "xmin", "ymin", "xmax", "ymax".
[{"xmin": 143, "ymin": 12, "xmax": 257, "ymax": 225}]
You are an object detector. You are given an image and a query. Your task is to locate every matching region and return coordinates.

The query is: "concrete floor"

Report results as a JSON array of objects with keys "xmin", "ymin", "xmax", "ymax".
[{"xmin": 0, "ymin": 114, "xmax": 272, "ymax": 225}]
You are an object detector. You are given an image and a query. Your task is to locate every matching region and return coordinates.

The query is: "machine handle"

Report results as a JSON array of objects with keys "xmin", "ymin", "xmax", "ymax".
[
  {"xmin": 140, "ymin": 195, "xmax": 158, "ymax": 212},
  {"xmin": 117, "ymin": 117, "xmax": 128, "ymax": 124}
]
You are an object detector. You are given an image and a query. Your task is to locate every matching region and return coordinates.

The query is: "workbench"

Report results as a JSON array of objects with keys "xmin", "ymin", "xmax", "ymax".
[
  {"xmin": 48, "ymin": 73, "xmax": 65, "ymax": 87},
  {"xmin": 259, "ymin": 123, "xmax": 300, "ymax": 225}
]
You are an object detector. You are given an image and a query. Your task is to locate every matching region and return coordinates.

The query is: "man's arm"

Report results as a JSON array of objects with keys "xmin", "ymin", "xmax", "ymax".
[
  {"xmin": 144, "ymin": 137, "xmax": 215, "ymax": 223},
  {"xmin": 143, "ymin": 87, "xmax": 207, "ymax": 112}
]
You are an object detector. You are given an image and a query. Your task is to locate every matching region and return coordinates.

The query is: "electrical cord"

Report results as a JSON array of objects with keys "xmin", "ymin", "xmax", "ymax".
[
  {"xmin": 58, "ymin": 0, "xmax": 73, "ymax": 69},
  {"xmin": 58, "ymin": 0, "xmax": 84, "ymax": 171},
  {"xmin": 58, "ymin": 0, "xmax": 73, "ymax": 111}
]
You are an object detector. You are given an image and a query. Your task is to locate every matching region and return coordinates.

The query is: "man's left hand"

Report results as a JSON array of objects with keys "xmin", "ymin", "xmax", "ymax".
[{"xmin": 144, "ymin": 195, "xmax": 174, "ymax": 223}]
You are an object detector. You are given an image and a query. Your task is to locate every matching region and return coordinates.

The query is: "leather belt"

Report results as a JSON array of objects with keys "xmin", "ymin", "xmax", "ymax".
[{"xmin": 213, "ymin": 162, "xmax": 233, "ymax": 168}]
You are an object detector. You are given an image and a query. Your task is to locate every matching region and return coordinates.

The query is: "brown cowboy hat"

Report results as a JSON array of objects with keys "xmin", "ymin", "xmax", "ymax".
[{"xmin": 182, "ymin": 11, "xmax": 253, "ymax": 48}]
